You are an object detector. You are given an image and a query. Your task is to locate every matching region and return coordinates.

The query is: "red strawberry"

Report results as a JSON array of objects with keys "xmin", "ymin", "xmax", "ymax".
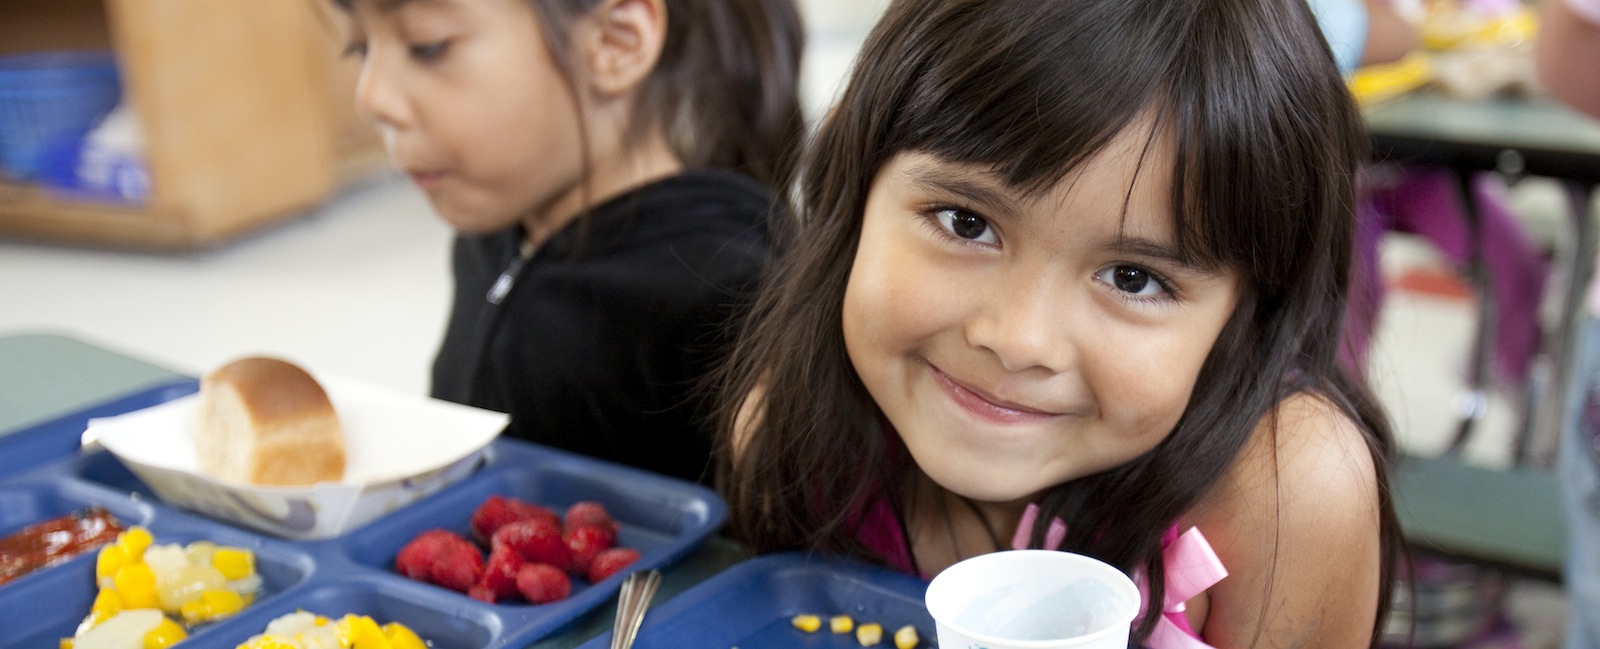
[
  {"xmin": 515, "ymin": 563, "xmax": 572, "ymax": 604},
  {"xmin": 564, "ymin": 501, "xmax": 619, "ymax": 536},
  {"xmin": 563, "ymin": 525, "xmax": 614, "ymax": 576},
  {"xmin": 509, "ymin": 499, "xmax": 562, "ymax": 528},
  {"xmin": 586, "ymin": 547, "xmax": 641, "ymax": 584},
  {"xmin": 493, "ymin": 517, "xmax": 571, "ymax": 570},
  {"xmin": 471, "ymin": 495, "xmax": 561, "ymax": 542},
  {"xmin": 430, "ymin": 542, "xmax": 485, "ymax": 593},
  {"xmin": 468, "ymin": 585, "xmax": 498, "ymax": 603},
  {"xmin": 395, "ymin": 529, "xmax": 467, "ymax": 581},
  {"xmin": 470, "ymin": 495, "xmax": 523, "ymax": 543},
  {"xmin": 476, "ymin": 544, "xmax": 526, "ymax": 601}
]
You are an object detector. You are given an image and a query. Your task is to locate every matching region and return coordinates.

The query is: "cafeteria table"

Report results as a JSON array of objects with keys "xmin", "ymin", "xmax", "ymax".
[{"xmin": 1364, "ymin": 91, "xmax": 1600, "ymax": 580}]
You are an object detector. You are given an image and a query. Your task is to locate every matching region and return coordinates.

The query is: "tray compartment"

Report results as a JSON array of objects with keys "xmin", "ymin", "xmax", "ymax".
[
  {"xmin": 339, "ymin": 440, "xmax": 723, "ymax": 578},
  {"xmin": 216, "ymin": 577, "xmax": 500, "ymax": 649},
  {"xmin": 70, "ymin": 446, "xmax": 159, "ymax": 498},
  {"xmin": 0, "ymin": 514, "xmax": 315, "ymax": 649},
  {"xmin": 0, "ymin": 480, "xmax": 155, "ymax": 540},
  {"xmin": 0, "ymin": 379, "xmax": 197, "ymax": 480},
  {"xmin": 577, "ymin": 553, "xmax": 934, "ymax": 649}
]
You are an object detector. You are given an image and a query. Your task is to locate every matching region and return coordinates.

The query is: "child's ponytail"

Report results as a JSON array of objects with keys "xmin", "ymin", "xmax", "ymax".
[{"xmin": 648, "ymin": 0, "xmax": 805, "ymax": 190}]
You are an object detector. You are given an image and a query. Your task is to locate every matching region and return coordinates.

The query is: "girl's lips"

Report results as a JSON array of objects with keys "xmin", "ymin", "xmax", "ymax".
[
  {"xmin": 406, "ymin": 170, "xmax": 446, "ymax": 189},
  {"xmin": 928, "ymin": 364, "xmax": 1061, "ymax": 425}
]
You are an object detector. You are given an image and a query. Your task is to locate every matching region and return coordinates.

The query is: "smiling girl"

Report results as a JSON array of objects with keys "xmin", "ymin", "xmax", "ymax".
[
  {"xmin": 716, "ymin": 0, "xmax": 1401, "ymax": 646},
  {"xmin": 333, "ymin": 0, "xmax": 803, "ymax": 482}
]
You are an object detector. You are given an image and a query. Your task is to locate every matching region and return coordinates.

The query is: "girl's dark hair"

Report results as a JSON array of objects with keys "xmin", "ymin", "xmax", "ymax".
[
  {"xmin": 714, "ymin": 0, "xmax": 1400, "ymax": 644},
  {"xmin": 533, "ymin": 0, "xmax": 805, "ymax": 190}
]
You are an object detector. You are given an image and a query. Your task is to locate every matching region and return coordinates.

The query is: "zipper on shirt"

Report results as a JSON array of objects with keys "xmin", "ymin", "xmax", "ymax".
[{"xmin": 486, "ymin": 239, "xmax": 537, "ymax": 305}]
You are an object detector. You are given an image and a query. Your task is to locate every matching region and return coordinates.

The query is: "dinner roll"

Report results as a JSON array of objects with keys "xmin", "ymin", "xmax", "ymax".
[{"xmin": 194, "ymin": 356, "xmax": 346, "ymax": 486}]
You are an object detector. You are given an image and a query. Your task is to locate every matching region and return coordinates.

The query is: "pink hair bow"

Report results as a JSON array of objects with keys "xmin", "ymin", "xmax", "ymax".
[{"xmin": 1139, "ymin": 526, "xmax": 1227, "ymax": 649}]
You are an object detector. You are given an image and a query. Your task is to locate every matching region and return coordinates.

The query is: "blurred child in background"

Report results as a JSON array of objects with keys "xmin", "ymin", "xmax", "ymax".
[{"xmin": 333, "ymin": 0, "xmax": 804, "ymax": 482}]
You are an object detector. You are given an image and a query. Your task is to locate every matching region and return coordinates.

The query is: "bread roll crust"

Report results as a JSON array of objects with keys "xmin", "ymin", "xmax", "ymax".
[{"xmin": 195, "ymin": 356, "xmax": 346, "ymax": 486}]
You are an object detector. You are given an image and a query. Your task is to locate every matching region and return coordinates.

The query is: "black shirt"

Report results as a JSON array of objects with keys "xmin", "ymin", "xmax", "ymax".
[{"xmin": 431, "ymin": 169, "xmax": 770, "ymax": 482}]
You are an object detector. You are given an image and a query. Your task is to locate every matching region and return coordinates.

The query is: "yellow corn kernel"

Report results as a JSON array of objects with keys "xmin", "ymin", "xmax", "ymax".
[
  {"xmin": 340, "ymin": 614, "xmax": 392, "ymax": 649},
  {"xmin": 113, "ymin": 563, "xmax": 158, "ymax": 610},
  {"xmin": 212, "ymin": 548, "xmax": 255, "ymax": 581},
  {"xmin": 830, "ymin": 615, "xmax": 854, "ymax": 634},
  {"xmin": 182, "ymin": 589, "xmax": 246, "ymax": 624},
  {"xmin": 856, "ymin": 623, "xmax": 883, "ymax": 646},
  {"xmin": 383, "ymin": 622, "xmax": 428, "ymax": 649},
  {"xmin": 96, "ymin": 545, "xmax": 127, "ymax": 583},
  {"xmin": 59, "ymin": 640, "xmax": 73, "ymax": 649},
  {"xmin": 893, "ymin": 625, "xmax": 919, "ymax": 649},
  {"xmin": 119, "ymin": 526, "xmax": 154, "ymax": 560},
  {"xmin": 143, "ymin": 617, "xmax": 188, "ymax": 649},
  {"xmin": 239, "ymin": 636, "xmax": 298, "ymax": 649},
  {"xmin": 88, "ymin": 587, "xmax": 124, "ymax": 626},
  {"xmin": 790, "ymin": 614, "xmax": 822, "ymax": 633},
  {"xmin": 179, "ymin": 599, "xmax": 207, "ymax": 625}
]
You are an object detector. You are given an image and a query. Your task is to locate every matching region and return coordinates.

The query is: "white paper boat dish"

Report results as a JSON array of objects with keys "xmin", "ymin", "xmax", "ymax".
[{"xmin": 88, "ymin": 374, "xmax": 509, "ymax": 540}]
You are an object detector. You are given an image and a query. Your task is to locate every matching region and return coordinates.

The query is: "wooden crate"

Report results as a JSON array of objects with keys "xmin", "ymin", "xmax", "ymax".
[{"xmin": 0, "ymin": 0, "xmax": 384, "ymax": 248}]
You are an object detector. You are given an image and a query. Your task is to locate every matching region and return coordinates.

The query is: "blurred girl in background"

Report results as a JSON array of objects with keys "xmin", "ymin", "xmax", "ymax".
[{"xmin": 334, "ymin": 0, "xmax": 804, "ymax": 482}]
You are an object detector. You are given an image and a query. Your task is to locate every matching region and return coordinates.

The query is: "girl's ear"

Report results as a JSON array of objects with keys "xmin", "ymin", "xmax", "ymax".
[{"xmin": 578, "ymin": 0, "xmax": 667, "ymax": 97}]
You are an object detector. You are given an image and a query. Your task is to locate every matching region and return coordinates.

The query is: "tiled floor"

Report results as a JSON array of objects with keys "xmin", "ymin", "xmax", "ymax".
[{"xmin": 0, "ymin": 0, "xmax": 1575, "ymax": 644}]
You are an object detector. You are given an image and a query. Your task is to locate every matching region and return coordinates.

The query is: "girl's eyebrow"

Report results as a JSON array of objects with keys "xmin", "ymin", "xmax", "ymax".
[
  {"xmin": 902, "ymin": 161, "xmax": 1022, "ymax": 217},
  {"xmin": 375, "ymin": 0, "xmax": 444, "ymax": 13}
]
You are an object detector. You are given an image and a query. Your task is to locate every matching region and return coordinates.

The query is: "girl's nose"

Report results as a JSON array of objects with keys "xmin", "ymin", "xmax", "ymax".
[
  {"xmin": 353, "ymin": 52, "xmax": 410, "ymax": 130},
  {"xmin": 965, "ymin": 277, "xmax": 1077, "ymax": 375}
]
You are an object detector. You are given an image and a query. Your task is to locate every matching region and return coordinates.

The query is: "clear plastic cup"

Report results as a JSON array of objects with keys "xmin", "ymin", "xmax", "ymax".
[{"xmin": 925, "ymin": 550, "xmax": 1141, "ymax": 649}]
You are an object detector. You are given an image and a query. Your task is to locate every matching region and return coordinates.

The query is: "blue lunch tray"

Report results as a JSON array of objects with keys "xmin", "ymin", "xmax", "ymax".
[
  {"xmin": 574, "ymin": 552, "xmax": 935, "ymax": 649},
  {"xmin": 0, "ymin": 381, "xmax": 727, "ymax": 648}
]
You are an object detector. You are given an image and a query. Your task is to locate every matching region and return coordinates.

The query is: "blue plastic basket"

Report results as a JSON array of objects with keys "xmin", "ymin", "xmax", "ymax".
[{"xmin": 0, "ymin": 50, "xmax": 122, "ymax": 181}]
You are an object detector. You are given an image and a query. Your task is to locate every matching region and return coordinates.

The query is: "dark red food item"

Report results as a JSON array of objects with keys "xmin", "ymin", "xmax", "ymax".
[
  {"xmin": 393, "ymin": 494, "xmax": 646, "ymax": 603},
  {"xmin": 564, "ymin": 501, "xmax": 619, "ymax": 537},
  {"xmin": 475, "ymin": 544, "xmax": 527, "ymax": 602},
  {"xmin": 468, "ymin": 585, "xmax": 498, "ymax": 603},
  {"xmin": 470, "ymin": 495, "xmax": 560, "ymax": 543},
  {"xmin": 0, "ymin": 507, "xmax": 123, "ymax": 586},
  {"xmin": 430, "ymin": 542, "xmax": 485, "ymax": 593},
  {"xmin": 515, "ymin": 563, "xmax": 571, "ymax": 604},
  {"xmin": 394, "ymin": 529, "xmax": 469, "ymax": 581},
  {"xmin": 492, "ymin": 517, "xmax": 570, "ymax": 570},
  {"xmin": 563, "ymin": 525, "xmax": 614, "ymax": 576},
  {"xmin": 587, "ymin": 547, "xmax": 641, "ymax": 584}
]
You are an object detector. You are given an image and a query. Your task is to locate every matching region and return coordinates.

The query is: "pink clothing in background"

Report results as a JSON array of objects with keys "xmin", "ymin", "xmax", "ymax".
[{"xmin": 1346, "ymin": 167, "xmax": 1550, "ymax": 386}]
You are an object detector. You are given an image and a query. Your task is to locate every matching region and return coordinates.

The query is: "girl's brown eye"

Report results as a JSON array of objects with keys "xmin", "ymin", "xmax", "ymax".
[
  {"xmin": 935, "ymin": 208, "xmax": 994, "ymax": 243},
  {"xmin": 951, "ymin": 213, "xmax": 987, "ymax": 239},
  {"xmin": 1112, "ymin": 267, "xmax": 1150, "ymax": 293}
]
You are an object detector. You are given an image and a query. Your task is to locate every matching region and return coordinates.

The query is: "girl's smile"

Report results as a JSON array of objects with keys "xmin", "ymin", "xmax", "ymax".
[
  {"xmin": 405, "ymin": 169, "xmax": 448, "ymax": 190},
  {"xmin": 928, "ymin": 361, "xmax": 1067, "ymax": 425}
]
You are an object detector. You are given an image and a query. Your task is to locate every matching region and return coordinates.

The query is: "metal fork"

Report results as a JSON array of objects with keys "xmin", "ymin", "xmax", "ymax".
[{"xmin": 609, "ymin": 569, "xmax": 662, "ymax": 649}]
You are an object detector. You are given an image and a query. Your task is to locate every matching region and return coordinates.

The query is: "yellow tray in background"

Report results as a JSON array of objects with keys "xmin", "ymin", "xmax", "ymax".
[{"xmin": 1350, "ymin": 52, "xmax": 1434, "ymax": 106}]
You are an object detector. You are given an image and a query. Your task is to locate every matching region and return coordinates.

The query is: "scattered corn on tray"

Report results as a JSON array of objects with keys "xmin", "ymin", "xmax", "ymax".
[
  {"xmin": 0, "ymin": 380, "xmax": 726, "ymax": 649},
  {"xmin": 574, "ymin": 553, "xmax": 935, "ymax": 649}
]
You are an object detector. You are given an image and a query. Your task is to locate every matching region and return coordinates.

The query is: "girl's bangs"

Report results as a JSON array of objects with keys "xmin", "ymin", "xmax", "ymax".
[{"xmin": 857, "ymin": 0, "xmax": 1231, "ymax": 271}]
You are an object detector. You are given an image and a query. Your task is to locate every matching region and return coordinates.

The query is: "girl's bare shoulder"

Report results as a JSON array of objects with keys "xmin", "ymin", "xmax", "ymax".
[
  {"xmin": 1204, "ymin": 391, "xmax": 1379, "ymax": 516},
  {"xmin": 1185, "ymin": 391, "xmax": 1384, "ymax": 646}
]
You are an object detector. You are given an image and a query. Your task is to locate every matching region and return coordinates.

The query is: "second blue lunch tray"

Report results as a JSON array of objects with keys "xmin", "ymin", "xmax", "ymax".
[
  {"xmin": 0, "ymin": 382, "xmax": 727, "ymax": 649},
  {"xmin": 576, "ymin": 552, "xmax": 936, "ymax": 649}
]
